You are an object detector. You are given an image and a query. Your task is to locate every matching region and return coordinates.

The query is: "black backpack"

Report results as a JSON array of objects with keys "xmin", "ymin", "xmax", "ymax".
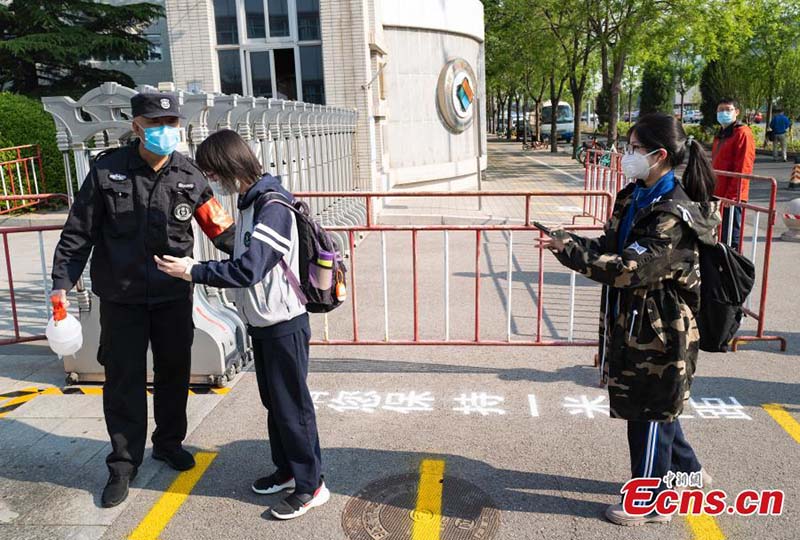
[
  {"xmin": 258, "ymin": 193, "xmax": 347, "ymax": 313},
  {"xmin": 697, "ymin": 242, "xmax": 756, "ymax": 352}
]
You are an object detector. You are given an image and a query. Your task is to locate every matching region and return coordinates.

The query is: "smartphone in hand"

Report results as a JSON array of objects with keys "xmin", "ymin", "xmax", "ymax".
[{"xmin": 532, "ymin": 221, "xmax": 552, "ymax": 236}]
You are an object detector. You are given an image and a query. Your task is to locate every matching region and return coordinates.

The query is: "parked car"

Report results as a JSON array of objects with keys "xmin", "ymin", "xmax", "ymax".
[{"xmin": 623, "ymin": 110, "xmax": 639, "ymax": 122}]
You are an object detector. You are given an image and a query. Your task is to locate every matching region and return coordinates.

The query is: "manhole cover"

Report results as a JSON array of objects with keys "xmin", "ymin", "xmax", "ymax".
[{"xmin": 342, "ymin": 473, "xmax": 500, "ymax": 540}]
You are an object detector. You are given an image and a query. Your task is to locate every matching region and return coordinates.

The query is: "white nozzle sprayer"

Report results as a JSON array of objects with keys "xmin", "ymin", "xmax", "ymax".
[{"xmin": 45, "ymin": 294, "xmax": 83, "ymax": 358}]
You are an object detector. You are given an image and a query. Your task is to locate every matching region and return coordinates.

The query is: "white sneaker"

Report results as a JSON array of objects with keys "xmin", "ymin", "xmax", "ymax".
[{"xmin": 605, "ymin": 503, "xmax": 672, "ymax": 526}]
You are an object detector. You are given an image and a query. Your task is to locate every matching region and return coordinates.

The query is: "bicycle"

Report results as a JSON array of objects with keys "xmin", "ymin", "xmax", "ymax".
[{"xmin": 574, "ymin": 133, "xmax": 607, "ymax": 165}]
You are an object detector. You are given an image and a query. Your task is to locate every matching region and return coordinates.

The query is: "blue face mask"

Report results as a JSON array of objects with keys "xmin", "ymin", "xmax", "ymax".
[
  {"xmin": 717, "ymin": 110, "xmax": 736, "ymax": 126},
  {"xmin": 139, "ymin": 123, "xmax": 180, "ymax": 155}
]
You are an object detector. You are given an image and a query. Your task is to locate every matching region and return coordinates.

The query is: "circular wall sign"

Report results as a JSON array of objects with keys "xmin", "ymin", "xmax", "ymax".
[{"xmin": 436, "ymin": 58, "xmax": 478, "ymax": 133}]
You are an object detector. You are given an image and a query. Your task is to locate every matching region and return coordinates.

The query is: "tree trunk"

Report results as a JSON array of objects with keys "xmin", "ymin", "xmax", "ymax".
[
  {"xmin": 497, "ymin": 95, "xmax": 506, "ymax": 136},
  {"xmin": 680, "ymin": 90, "xmax": 685, "ymax": 122},
  {"xmin": 628, "ymin": 85, "xmax": 633, "ymax": 123},
  {"xmin": 506, "ymin": 96, "xmax": 513, "ymax": 140},
  {"xmin": 523, "ymin": 95, "xmax": 529, "ymax": 145},
  {"xmin": 572, "ymin": 92, "xmax": 583, "ymax": 157},
  {"xmin": 549, "ymin": 76, "xmax": 566, "ymax": 153},
  {"xmin": 608, "ymin": 50, "xmax": 627, "ymax": 148}
]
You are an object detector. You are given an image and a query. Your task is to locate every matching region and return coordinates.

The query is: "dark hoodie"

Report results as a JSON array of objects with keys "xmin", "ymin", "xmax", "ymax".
[{"xmin": 553, "ymin": 180, "xmax": 720, "ymax": 421}]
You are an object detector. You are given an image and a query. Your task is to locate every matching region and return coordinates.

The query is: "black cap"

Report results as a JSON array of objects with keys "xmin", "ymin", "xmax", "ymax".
[{"xmin": 130, "ymin": 93, "xmax": 185, "ymax": 119}]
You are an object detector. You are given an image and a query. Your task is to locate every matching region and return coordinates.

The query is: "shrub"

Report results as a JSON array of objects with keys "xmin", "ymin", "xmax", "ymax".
[{"xmin": 0, "ymin": 92, "xmax": 66, "ymax": 196}]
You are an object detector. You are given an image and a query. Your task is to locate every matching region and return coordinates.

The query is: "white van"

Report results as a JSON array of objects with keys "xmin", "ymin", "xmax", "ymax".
[{"xmin": 541, "ymin": 101, "xmax": 574, "ymax": 143}]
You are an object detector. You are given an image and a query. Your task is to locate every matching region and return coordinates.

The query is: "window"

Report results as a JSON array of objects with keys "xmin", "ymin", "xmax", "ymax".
[
  {"xmin": 296, "ymin": 0, "xmax": 320, "ymax": 41},
  {"xmin": 218, "ymin": 50, "xmax": 243, "ymax": 95},
  {"xmin": 268, "ymin": 0, "xmax": 290, "ymax": 38},
  {"xmin": 213, "ymin": 0, "xmax": 325, "ymax": 103},
  {"xmin": 274, "ymin": 48, "xmax": 297, "ymax": 100},
  {"xmin": 250, "ymin": 52, "xmax": 273, "ymax": 97},
  {"xmin": 245, "ymin": 0, "xmax": 266, "ymax": 39},
  {"xmin": 146, "ymin": 34, "xmax": 163, "ymax": 62},
  {"xmin": 214, "ymin": 0, "xmax": 239, "ymax": 45},
  {"xmin": 300, "ymin": 45, "xmax": 324, "ymax": 104}
]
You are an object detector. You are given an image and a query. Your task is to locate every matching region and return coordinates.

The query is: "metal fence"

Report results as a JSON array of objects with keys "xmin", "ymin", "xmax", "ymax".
[
  {"xmin": 0, "ymin": 145, "xmax": 46, "ymax": 214},
  {"xmin": 41, "ymin": 82, "xmax": 362, "ymax": 225},
  {"xmin": 289, "ymin": 191, "xmax": 612, "ymax": 346}
]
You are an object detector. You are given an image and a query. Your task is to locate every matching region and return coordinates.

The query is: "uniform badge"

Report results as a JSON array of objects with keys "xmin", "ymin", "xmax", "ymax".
[
  {"xmin": 173, "ymin": 202, "xmax": 193, "ymax": 222},
  {"xmin": 177, "ymin": 182, "xmax": 195, "ymax": 189},
  {"xmin": 244, "ymin": 232, "xmax": 252, "ymax": 247},
  {"xmin": 109, "ymin": 173, "xmax": 127, "ymax": 182},
  {"xmin": 160, "ymin": 98, "xmax": 171, "ymax": 110}
]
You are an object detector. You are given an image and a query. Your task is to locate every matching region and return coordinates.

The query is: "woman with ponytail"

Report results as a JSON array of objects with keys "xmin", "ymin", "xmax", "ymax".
[{"xmin": 546, "ymin": 113, "xmax": 720, "ymax": 526}]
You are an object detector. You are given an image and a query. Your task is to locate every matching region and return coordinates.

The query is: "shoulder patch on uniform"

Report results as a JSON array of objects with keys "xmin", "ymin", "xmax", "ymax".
[
  {"xmin": 109, "ymin": 173, "xmax": 127, "ymax": 182},
  {"xmin": 173, "ymin": 202, "xmax": 193, "ymax": 222},
  {"xmin": 626, "ymin": 241, "xmax": 648, "ymax": 255}
]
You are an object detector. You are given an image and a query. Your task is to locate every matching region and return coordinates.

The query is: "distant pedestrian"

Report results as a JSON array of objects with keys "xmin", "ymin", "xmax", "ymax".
[
  {"xmin": 769, "ymin": 108, "xmax": 792, "ymax": 162},
  {"xmin": 712, "ymin": 98, "xmax": 755, "ymax": 251}
]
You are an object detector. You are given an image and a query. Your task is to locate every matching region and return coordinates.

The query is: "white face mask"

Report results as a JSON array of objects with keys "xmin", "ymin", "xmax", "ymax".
[{"xmin": 621, "ymin": 149, "xmax": 660, "ymax": 180}]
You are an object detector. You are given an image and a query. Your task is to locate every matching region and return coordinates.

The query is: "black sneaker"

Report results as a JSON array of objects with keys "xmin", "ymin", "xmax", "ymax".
[
  {"xmin": 152, "ymin": 447, "xmax": 195, "ymax": 471},
  {"xmin": 101, "ymin": 470, "xmax": 137, "ymax": 508},
  {"xmin": 270, "ymin": 478, "xmax": 330, "ymax": 520},
  {"xmin": 252, "ymin": 471, "xmax": 296, "ymax": 495}
]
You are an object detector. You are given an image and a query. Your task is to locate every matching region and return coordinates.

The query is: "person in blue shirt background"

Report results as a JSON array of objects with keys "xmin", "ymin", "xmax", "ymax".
[{"xmin": 769, "ymin": 108, "xmax": 792, "ymax": 162}]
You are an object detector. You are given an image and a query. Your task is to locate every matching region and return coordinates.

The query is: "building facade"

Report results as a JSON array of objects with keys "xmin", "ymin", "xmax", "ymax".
[{"xmin": 100, "ymin": 0, "xmax": 486, "ymax": 191}]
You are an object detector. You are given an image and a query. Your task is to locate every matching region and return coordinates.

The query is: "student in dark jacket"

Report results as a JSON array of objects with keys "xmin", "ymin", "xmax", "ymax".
[
  {"xmin": 156, "ymin": 130, "xmax": 328, "ymax": 520},
  {"xmin": 547, "ymin": 114, "xmax": 720, "ymax": 526}
]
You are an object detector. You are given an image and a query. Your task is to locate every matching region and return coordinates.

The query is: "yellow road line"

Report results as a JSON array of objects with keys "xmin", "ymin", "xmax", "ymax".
[
  {"xmin": 763, "ymin": 403, "xmax": 800, "ymax": 444},
  {"xmin": 411, "ymin": 459, "xmax": 446, "ymax": 540},
  {"xmin": 686, "ymin": 514, "xmax": 725, "ymax": 540},
  {"xmin": 0, "ymin": 385, "xmax": 230, "ymax": 419},
  {"xmin": 129, "ymin": 451, "xmax": 217, "ymax": 540},
  {"xmin": 0, "ymin": 392, "xmax": 41, "ymax": 418}
]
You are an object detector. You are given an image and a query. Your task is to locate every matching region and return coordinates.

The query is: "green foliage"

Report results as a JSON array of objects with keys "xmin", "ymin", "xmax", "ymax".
[
  {"xmin": 639, "ymin": 62, "xmax": 675, "ymax": 115},
  {"xmin": 0, "ymin": 0, "xmax": 164, "ymax": 97},
  {"xmin": 699, "ymin": 61, "xmax": 727, "ymax": 130},
  {"xmin": 0, "ymin": 93, "xmax": 65, "ymax": 195},
  {"xmin": 596, "ymin": 85, "xmax": 611, "ymax": 127},
  {"xmin": 683, "ymin": 124, "xmax": 714, "ymax": 145}
]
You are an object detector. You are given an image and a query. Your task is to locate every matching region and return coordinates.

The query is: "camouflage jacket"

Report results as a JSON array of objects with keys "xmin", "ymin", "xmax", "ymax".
[{"xmin": 553, "ymin": 181, "xmax": 719, "ymax": 422}]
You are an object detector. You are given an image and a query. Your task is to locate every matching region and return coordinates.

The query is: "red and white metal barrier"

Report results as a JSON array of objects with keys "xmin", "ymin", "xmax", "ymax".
[
  {"xmin": 0, "ymin": 194, "xmax": 68, "ymax": 346},
  {"xmin": 0, "ymin": 145, "xmax": 47, "ymax": 215},
  {"xmin": 295, "ymin": 191, "xmax": 613, "ymax": 347},
  {"xmin": 579, "ymin": 149, "xmax": 626, "ymax": 224},
  {"xmin": 713, "ymin": 173, "xmax": 787, "ymax": 351}
]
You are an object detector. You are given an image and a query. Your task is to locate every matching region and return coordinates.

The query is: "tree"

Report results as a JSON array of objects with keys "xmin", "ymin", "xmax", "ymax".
[
  {"xmin": 672, "ymin": 41, "xmax": 704, "ymax": 120},
  {"xmin": 745, "ymin": 0, "xmax": 800, "ymax": 143},
  {"xmin": 540, "ymin": 0, "xmax": 598, "ymax": 153},
  {"xmin": 639, "ymin": 61, "xmax": 674, "ymax": 115},
  {"xmin": 0, "ymin": 0, "xmax": 164, "ymax": 96}
]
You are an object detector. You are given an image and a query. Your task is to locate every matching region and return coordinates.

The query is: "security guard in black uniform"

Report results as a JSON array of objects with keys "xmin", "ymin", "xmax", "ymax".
[{"xmin": 51, "ymin": 93, "xmax": 236, "ymax": 508}]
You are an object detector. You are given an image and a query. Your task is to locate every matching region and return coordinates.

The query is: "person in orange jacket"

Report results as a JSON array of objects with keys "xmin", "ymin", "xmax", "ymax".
[{"xmin": 711, "ymin": 98, "xmax": 755, "ymax": 250}]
